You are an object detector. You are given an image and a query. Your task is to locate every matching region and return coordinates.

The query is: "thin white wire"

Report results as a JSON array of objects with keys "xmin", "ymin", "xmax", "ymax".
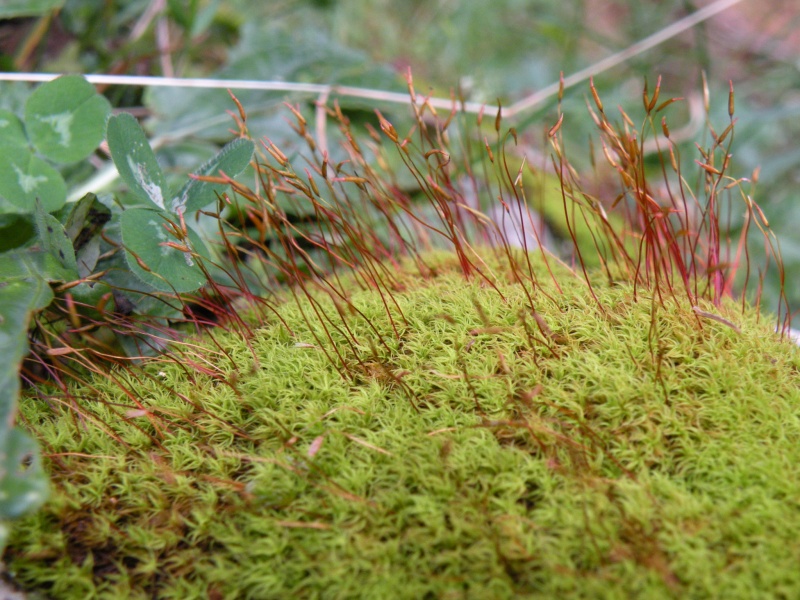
[
  {"xmin": 0, "ymin": 0, "xmax": 746, "ymax": 119},
  {"xmin": 0, "ymin": 71, "xmax": 488, "ymax": 113}
]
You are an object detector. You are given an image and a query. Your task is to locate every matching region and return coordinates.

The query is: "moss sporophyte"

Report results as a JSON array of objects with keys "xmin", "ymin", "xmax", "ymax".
[{"xmin": 5, "ymin": 79, "xmax": 800, "ymax": 598}]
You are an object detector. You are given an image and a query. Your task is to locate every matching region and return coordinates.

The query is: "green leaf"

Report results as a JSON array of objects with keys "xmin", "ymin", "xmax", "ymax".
[
  {"xmin": 25, "ymin": 75, "xmax": 111, "ymax": 164},
  {"xmin": 34, "ymin": 199, "xmax": 78, "ymax": 275},
  {"xmin": 190, "ymin": 0, "xmax": 221, "ymax": 38},
  {"xmin": 120, "ymin": 208, "xmax": 209, "ymax": 293},
  {"xmin": 75, "ymin": 235, "xmax": 101, "ymax": 279},
  {"xmin": 0, "ymin": 428, "xmax": 49, "ymax": 520},
  {"xmin": 0, "ymin": 0, "xmax": 64, "ymax": 18},
  {"xmin": 107, "ymin": 113, "xmax": 169, "ymax": 210},
  {"xmin": 62, "ymin": 193, "xmax": 112, "ymax": 247},
  {"xmin": 0, "ymin": 249, "xmax": 72, "ymax": 285},
  {"xmin": 0, "ymin": 214, "xmax": 35, "ymax": 252},
  {"xmin": 0, "ymin": 279, "xmax": 51, "ymax": 544},
  {"xmin": 171, "ymin": 138, "xmax": 254, "ymax": 214},
  {"xmin": 0, "ymin": 109, "xmax": 28, "ymax": 150},
  {"xmin": 69, "ymin": 280, "xmax": 114, "ymax": 315},
  {"xmin": 0, "ymin": 149, "xmax": 67, "ymax": 213},
  {"xmin": 166, "ymin": 0, "xmax": 196, "ymax": 30},
  {"xmin": 0, "ymin": 274, "xmax": 52, "ymax": 549}
]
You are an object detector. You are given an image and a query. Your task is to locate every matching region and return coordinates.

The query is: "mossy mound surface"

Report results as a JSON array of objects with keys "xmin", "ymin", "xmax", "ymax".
[{"xmin": 6, "ymin": 252, "xmax": 800, "ymax": 599}]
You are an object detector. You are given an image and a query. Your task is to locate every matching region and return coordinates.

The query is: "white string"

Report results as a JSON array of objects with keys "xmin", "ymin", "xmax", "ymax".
[{"xmin": 0, "ymin": 0, "xmax": 746, "ymax": 118}]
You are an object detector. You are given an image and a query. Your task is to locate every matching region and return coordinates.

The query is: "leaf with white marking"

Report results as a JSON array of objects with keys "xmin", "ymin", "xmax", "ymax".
[
  {"xmin": 120, "ymin": 207, "xmax": 209, "ymax": 292},
  {"xmin": 171, "ymin": 138, "xmax": 255, "ymax": 215},
  {"xmin": 25, "ymin": 75, "xmax": 111, "ymax": 164},
  {"xmin": 107, "ymin": 113, "xmax": 169, "ymax": 210},
  {"xmin": 0, "ymin": 149, "xmax": 66, "ymax": 213},
  {"xmin": 0, "ymin": 109, "xmax": 28, "ymax": 150}
]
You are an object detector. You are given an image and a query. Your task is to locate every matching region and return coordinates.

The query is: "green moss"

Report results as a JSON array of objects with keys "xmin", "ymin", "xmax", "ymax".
[{"xmin": 5, "ymin": 251, "xmax": 800, "ymax": 599}]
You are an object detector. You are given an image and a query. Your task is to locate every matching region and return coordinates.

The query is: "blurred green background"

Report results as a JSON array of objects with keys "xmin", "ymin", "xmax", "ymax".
[{"xmin": 1, "ymin": 0, "xmax": 799, "ymax": 312}]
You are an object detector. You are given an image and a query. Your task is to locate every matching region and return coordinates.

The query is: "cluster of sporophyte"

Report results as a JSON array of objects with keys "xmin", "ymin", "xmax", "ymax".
[{"xmin": 5, "ymin": 79, "xmax": 800, "ymax": 598}]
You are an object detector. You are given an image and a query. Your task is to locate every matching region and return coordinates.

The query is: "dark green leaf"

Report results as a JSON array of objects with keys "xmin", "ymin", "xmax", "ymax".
[
  {"xmin": 75, "ymin": 235, "xmax": 101, "ymax": 278},
  {"xmin": 34, "ymin": 199, "xmax": 78, "ymax": 274},
  {"xmin": 0, "ymin": 214, "xmax": 35, "ymax": 252},
  {"xmin": 62, "ymin": 193, "xmax": 112, "ymax": 248},
  {"xmin": 69, "ymin": 280, "xmax": 115, "ymax": 316}
]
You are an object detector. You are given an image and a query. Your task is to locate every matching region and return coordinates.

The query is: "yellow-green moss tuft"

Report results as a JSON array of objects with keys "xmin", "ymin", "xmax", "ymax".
[{"xmin": 6, "ymin": 251, "xmax": 800, "ymax": 599}]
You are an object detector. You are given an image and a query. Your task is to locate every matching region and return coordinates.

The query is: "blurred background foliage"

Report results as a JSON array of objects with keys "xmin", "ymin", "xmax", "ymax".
[{"xmin": 1, "ymin": 0, "xmax": 799, "ymax": 311}]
